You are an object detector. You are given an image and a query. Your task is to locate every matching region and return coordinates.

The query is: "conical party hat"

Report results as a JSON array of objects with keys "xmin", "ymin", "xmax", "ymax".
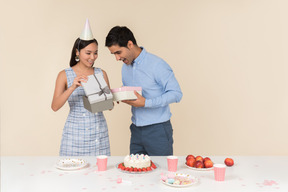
[{"xmin": 80, "ymin": 19, "xmax": 94, "ymax": 40}]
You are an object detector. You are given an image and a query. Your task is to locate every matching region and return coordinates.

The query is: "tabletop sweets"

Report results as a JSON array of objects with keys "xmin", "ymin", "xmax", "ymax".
[{"xmin": 161, "ymin": 173, "xmax": 198, "ymax": 186}]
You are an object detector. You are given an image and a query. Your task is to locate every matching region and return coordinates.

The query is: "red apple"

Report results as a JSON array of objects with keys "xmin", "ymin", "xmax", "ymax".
[
  {"xmin": 186, "ymin": 158, "xmax": 196, "ymax": 167},
  {"xmin": 203, "ymin": 157, "xmax": 211, "ymax": 162},
  {"xmin": 195, "ymin": 160, "xmax": 204, "ymax": 168},
  {"xmin": 204, "ymin": 160, "xmax": 213, "ymax": 168},
  {"xmin": 195, "ymin": 156, "xmax": 203, "ymax": 163},
  {"xmin": 186, "ymin": 154, "xmax": 195, "ymax": 161},
  {"xmin": 224, "ymin": 158, "xmax": 234, "ymax": 167}
]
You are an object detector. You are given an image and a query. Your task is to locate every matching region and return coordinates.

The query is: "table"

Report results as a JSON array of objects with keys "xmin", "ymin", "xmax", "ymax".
[{"xmin": 1, "ymin": 156, "xmax": 288, "ymax": 192}]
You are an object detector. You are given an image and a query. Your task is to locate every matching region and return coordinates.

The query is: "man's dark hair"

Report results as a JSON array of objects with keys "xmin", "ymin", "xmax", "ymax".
[{"xmin": 105, "ymin": 26, "xmax": 137, "ymax": 47}]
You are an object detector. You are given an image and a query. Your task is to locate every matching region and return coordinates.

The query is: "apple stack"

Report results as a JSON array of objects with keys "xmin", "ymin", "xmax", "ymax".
[{"xmin": 186, "ymin": 155, "xmax": 214, "ymax": 169}]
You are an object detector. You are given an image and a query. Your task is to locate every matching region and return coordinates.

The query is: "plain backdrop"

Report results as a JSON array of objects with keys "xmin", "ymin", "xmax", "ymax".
[{"xmin": 1, "ymin": 0, "xmax": 288, "ymax": 156}]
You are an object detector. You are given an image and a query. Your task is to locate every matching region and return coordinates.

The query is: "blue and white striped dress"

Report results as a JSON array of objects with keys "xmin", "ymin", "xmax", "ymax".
[{"xmin": 60, "ymin": 67, "xmax": 111, "ymax": 156}]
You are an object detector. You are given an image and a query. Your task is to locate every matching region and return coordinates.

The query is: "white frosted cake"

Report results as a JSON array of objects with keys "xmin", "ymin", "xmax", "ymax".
[{"xmin": 124, "ymin": 154, "xmax": 151, "ymax": 168}]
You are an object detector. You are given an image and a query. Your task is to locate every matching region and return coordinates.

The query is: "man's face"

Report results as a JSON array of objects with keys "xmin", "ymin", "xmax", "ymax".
[{"xmin": 108, "ymin": 43, "xmax": 135, "ymax": 65}]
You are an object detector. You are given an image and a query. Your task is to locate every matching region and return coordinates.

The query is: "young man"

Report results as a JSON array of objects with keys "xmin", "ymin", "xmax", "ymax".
[{"xmin": 105, "ymin": 26, "xmax": 182, "ymax": 156}]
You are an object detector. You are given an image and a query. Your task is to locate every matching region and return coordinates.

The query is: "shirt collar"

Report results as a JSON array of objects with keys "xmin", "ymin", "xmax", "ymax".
[{"xmin": 132, "ymin": 47, "xmax": 146, "ymax": 65}]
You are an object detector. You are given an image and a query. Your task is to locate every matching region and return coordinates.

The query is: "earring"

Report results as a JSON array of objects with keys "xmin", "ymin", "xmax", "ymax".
[{"xmin": 75, "ymin": 55, "xmax": 79, "ymax": 62}]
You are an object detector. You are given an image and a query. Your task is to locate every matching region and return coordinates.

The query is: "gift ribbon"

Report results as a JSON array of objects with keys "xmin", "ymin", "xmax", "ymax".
[
  {"xmin": 86, "ymin": 74, "xmax": 111, "ymax": 100},
  {"xmin": 96, "ymin": 86, "xmax": 111, "ymax": 98}
]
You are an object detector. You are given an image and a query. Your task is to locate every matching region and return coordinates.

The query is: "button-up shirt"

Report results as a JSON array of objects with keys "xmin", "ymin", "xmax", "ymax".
[{"xmin": 122, "ymin": 47, "xmax": 183, "ymax": 126}]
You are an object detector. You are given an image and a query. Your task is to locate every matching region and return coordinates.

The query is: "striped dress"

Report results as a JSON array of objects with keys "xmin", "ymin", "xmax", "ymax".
[{"xmin": 60, "ymin": 67, "xmax": 111, "ymax": 156}]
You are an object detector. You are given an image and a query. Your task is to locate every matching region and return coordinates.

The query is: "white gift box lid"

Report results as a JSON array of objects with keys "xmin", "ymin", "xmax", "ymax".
[
  {"xmin": 111, "ymin": 86, "xmax": 142, "ymax": 93},
  {"xmin": 111, "ymin": 86, "xmax": 142, "ymax": 101},
  {"xmin": 82, "ymin": 74, "xmax": 113, "ymax": 104}
]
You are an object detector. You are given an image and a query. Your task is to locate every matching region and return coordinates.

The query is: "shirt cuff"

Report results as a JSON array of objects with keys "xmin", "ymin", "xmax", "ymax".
[{"xmin": 145, "ymin": 99, "xmax": 152, "ymax": 108}]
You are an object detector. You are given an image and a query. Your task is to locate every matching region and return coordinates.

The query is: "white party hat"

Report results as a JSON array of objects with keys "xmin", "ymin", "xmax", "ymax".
[{"xmin": 80, "ymin": 19, "xmax": 94, "ymax": 40}]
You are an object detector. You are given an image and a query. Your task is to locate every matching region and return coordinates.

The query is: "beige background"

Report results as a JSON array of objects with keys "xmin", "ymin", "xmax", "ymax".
[{"xmin": 1, "ymin": 0, "xmax": 288, "ymax": 156}]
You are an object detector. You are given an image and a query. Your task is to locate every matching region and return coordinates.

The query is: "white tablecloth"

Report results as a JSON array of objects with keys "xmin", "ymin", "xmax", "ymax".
[{"xmin": 1, "ymin": 156, "xmax": 288, "ymax": 192}]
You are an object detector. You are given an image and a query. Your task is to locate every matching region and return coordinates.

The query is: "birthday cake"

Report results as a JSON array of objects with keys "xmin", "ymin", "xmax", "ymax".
[
  {"xmin": 117, "ymin": 154, "xmax": 157, "ymax": 172},
  {"xmin": 124, "ymin": 154, "xmax": 151, "ymax": 168}
]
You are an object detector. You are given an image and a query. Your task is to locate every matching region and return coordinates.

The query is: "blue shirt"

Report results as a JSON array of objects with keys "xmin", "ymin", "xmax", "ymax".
[{"xmin": 122, "ymin": 47, "xmax": 183, "ymax": 126}]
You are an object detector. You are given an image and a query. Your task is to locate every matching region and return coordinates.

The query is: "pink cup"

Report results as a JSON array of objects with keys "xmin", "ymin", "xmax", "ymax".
[
  {"xmin": 96, "ymin": 155, "xmax": 108, "ymax": 171},
  {"xmin": 167, "ymin": 156, "xmax": 178, "ymax": 172},
  {"xmin": 214, "ymin": 164, "xmax": 226, "ymax": 181}
]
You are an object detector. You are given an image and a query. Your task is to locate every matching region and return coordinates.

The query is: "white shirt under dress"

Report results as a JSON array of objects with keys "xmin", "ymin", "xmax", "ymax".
[{"xmin": 60, "ymin": 67, "xmax": 111, "ymax": 156}]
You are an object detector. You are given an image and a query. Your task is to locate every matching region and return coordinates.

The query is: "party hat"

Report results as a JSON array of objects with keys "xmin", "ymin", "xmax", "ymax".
[{"xmin": 80, "ymin": 18, "xmax": 94, "ymax": 40}]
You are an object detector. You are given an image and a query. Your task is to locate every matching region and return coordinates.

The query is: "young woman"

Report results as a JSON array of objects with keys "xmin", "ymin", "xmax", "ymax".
[{"xmin": 52, "ymin": 21, "xmax": 111, "ymax": 156}]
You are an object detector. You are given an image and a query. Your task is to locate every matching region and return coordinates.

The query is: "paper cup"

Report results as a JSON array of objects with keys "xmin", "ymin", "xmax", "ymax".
[
  {"xmin": 167, "ymin": 156, "xmax": 178, "ymax": 172},
  {"xmin": 214, "ymin": 164, "xmax": 226, "ymax": 181},
  {"xmin": 96, "ymin": 155, "xmax": 108, "ymax": 171}
]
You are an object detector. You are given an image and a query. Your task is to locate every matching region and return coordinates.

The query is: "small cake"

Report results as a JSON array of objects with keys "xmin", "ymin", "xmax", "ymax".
[{"xmin": 124, "ymin": 154, "xmax": 151, "ymax": 168}]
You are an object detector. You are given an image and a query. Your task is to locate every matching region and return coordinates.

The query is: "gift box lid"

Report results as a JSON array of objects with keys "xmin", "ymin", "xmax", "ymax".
[
  {"xmin": 82, "ymin": 74, "xmax": 113, "ymax": 104},
  {"xmin": 111, "ymin": 86, "xmax": 142, "ymax": 93}
]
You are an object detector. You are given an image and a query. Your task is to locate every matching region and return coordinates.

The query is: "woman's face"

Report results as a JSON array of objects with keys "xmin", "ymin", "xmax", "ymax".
[{"xmin": 77, "ymin": 42, "xmax": 98, "ymax": 67}]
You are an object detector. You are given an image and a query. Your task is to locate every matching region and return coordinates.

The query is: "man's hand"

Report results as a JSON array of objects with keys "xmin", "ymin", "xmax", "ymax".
[{"xmin": 122, "ymin": 91, "xmax": 145, "ymax": 107}]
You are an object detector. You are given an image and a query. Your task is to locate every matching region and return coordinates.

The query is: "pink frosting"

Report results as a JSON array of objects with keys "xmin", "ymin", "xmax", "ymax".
[{"xmin": 111, "ymin": 86, "xmax": 142, "ymax": 93}]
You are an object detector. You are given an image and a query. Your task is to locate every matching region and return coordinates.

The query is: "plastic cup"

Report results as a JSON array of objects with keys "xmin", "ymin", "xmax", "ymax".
[
  {"xmin": 214, "ymin": 164, "xmax": 226, "ymax": 181},
  {"xmin": 167, "ymin": 156, "xmax": 178, "ymax": 172},
  {"xmin": 96, "ymin": 155, "xmax": 108, "ymax": 171}
]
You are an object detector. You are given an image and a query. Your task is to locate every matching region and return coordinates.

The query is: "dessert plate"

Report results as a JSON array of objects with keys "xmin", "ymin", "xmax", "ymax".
[
  {"xmin": 185, "ymin": 163, "xmax": 213, "ymax": 171},
  {"xmin": 115, "ymin": 162, "xmax": 159, "ymax": 174},
  {"xmin": 55, "ymin": 158, "xmax": 88, "ymax": 171},
  {"xmin": 161, "ymin": 173, "xmax": 198, "ymax": 187}
]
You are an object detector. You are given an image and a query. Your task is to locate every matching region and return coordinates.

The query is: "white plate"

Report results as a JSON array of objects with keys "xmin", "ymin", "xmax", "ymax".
[
  {"xmin": 185, "ymin": 163, "xmax": 213, "ymax": 171},
  {"xmin": 161, "ymin": 173, "xmax": 198, "ymax": 187},
  {"xmin": 55, "ymin": 158, "xmax": 87, "ymax": 170},
  {"xmin": 116, "ymin": 162, "xmax": 159, "ymax": 174}
]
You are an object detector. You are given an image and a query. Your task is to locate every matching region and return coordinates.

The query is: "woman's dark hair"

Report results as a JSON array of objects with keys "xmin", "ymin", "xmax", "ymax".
[
  {"xmin": 70, "ymin": 38, "xmax": 98, "ymax": 67},
  {"xmin": 105, "ymin": 26, "xmax": 137, "ymax": 47}
]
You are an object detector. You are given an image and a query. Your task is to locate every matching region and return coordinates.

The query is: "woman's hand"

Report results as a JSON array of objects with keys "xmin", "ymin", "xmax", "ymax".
[
  {"xmin": 71, "ymin": 75, "xmax": 88, "ymax": 89},
  {"xmin": 51, "ymin": 72, "xmax": 88, "ymax": 112}
]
